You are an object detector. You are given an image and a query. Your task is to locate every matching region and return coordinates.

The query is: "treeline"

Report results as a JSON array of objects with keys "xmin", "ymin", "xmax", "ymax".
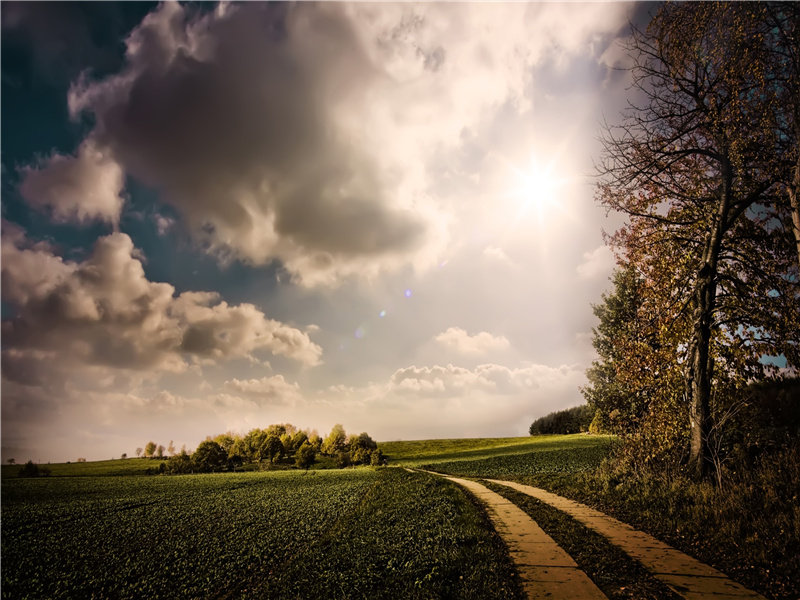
[
  {"xmin": 138, "ymin": 423, "xmax": 384, "ymax": 475},
  {"xmin": 529, "ymin": 404, "xmax": 596, "ymax": 436}
]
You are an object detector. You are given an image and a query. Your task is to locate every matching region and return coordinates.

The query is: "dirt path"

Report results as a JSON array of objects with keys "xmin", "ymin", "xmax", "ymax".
[
  {"xmin": 488, "ymin": 479, "xmax": 766, "ymax": 600},
  {"xmin": 415, "ymin": 470, "xmax": 607, "ymax": 599}
]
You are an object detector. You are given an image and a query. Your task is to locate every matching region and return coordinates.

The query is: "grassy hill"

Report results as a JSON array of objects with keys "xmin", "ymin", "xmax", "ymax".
[{"xmin": 381, "ymin": 433, "xmax": 615, "ymax": 468}]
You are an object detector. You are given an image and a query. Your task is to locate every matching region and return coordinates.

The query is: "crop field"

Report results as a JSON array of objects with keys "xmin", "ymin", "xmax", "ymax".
[
  {"xmin": 1, "ymin": 458, "xmax": 155, "ymax": 479},
  {"xmin": 421, "ymin": 438, "xmax": 612, "ymax": 478},
  {"xmin": 383, "ymin": 433, "xmax": 615, "ymax": 470},
  {"xmin": 2, "ymin": 467, "xmax": 523, "ymax": 599}
]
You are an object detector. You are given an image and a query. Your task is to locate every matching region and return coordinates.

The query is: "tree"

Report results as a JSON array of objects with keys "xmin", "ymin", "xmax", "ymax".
[
  {"xmin": 292, "ymin": 430, "xmax": 308, "ymax": 450},
  {"xmin": 761, "ymin": 3, "xmax": 800, "ymax": 270},
  {"xmin": 280, "ymin": 433, "xmax": 294, "ymax": 455},
  {"xmin": 192, "ymin": 440, "xmax": 227, "ymax": 473},
  {"xmin": 18, "ymin": 460, "xmax": 50, "ymax": 478},
  {"xmin": 581, "ymin": 265, "xmax": 650, "ymax": 434},
  {"xmin": 167, "ymin": 441, "xmax": 176, "ymax": 457},
  {"xmin": 597, "ymin": 3, "xmax": 799, "ymax": 479},
  {"xmin": 295, "ymin": 441, "xmax": 316, "ymax": 471},
  {"xmin": 121, "ymin": 453, "xmax": 127, "ymax": 459},
  {"xmin": 7, "ymin": 458, "xmax": 15, "ymax": 465},
  {"xmin": 261, "ymin": 434, "xmax": 284, "ymax": 464},
  {"xmin": 135, "ymin": 447, "xmax": 143, "ymax": 458},
  {"xmin": 144, "ymin": 441, "xmax": 157, "ymax": 458},
  {"xmin": 348, "ymin": 432, "xmax": 378, "ymax": 465},
  {"xmin": 322, "ymin": 424, "xmax": 347, "ymax": 456},
  {"xmin": 165, "ymin": 449, "xmax": 195, "ymax": 475},
  {"xmin": 213, "ymin": 433, "xmax": 236, "ymax": 456},
  {"xmin": 529, "ymin": 405, "xmax": 594, "ymax": 435},
  {"xmin": 156, "ymin": 445, "xmax": 165, "ymax": 459}
]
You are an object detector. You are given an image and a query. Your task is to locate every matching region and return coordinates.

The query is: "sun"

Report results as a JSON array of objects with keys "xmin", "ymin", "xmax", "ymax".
[{"xmin": 506, "ymin": 154, "xmax": 567, "ymax": 222}]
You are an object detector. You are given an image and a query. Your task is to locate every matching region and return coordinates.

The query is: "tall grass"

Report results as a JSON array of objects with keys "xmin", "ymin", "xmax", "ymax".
[{"xmin": 525, "ymin": 443, "xmax": 800, "ymax": 600}]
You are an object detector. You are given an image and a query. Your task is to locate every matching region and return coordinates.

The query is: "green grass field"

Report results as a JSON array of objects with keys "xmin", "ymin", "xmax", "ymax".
[
  {"xmin": 2, "ymin": 465, "xmax": 527, "ymax": 599},
  {"xmin": 382, "ymin": 433, "xmax": 616, "ymax": 468},
  {"xmin": 4, "ymin": 434, "xmax": 794, "ymax": 599}
]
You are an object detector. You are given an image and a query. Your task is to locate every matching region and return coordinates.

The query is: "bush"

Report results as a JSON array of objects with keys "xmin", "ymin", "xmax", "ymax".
[
  {"xmin": 165, "ymin": 451, "xmax": 195, "ymax": 475},
  {"xmin": 18, "ymin": 461, "xmax": 51, "ymax": 478}
]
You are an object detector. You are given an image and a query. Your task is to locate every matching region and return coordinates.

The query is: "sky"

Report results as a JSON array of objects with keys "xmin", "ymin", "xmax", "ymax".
[{"xmin": 1, "ymin": 1, "xmax": 652, "ymax": 463}]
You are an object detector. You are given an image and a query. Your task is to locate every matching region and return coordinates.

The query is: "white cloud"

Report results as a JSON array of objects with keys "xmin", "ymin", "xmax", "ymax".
[
  {"xmin": 153, "ymin": 214, "xmax": 175, "ymax": 235},
  {"xmin": 1, "ymin": 227, "xmax": 322, "ymax": 380},
  {"xmin": 576, "ymin": 244, "xmax": 615, "ymax": 280},
  {"xmin": 483, "ymin": 245, "xmax": 512, "ymax": 264},
  {"xmin": 31, "ymin": 2, "xmax": 630, "ymax": 287},
  {"xmin": 221, "ymin": 375, "xmax": 302, "ymax": 405},
  {"xmin": 19, "ymin": 140, "xmax": 124, "ymax": 225},
  {"xmin": 434, "ymin": 327, "xmax": 510, "ymax": 355}
]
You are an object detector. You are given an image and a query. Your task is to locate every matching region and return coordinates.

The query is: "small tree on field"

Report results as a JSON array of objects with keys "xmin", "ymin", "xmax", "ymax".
[
  {"xmin": 261, "ymin": 434, "xmax": 284, "ymax": 464},
  {"xmin": 167, "ymin": 441, "xmax": 176, "ymax": 457},
  {"xmin": 135, "ymin": 447, "xmax": 143, "ymax": 458},
  {"xmin": 156, "ymin": 445, "xmax": 165, "ymax": 459},
  {"xmin": 18, "ymin": 460, "xmax": 50, "ymax": 478},
  {"xmin": 144, "ymin": 441, "xmax": 157, "ymax": 458},
  {"xmin": 349, "ymin": 432, "xmax": 378, "ymax": 465},
  {"xmin": 192, "ymin": 440, "xmax": 227, "ymax": 473},
  {"xmin": 322, "ymin": 424, "xmax": 347, "ymax": 456},
  {"xmin": 7, "ymin": 458, "xmax": 15, "ymax": 465},
  {"xmin": 121, "ymin": 453, "xmax": 127, "ymax": 459},
  {"xmin": 295, "ymin": 442, "xmax": 316, "ymax": 471},
  {"xmin": 292, "ymin": 430, "xmax": 308, "ymax": 450},
  {"xmin": 280, "ymin": 433, "xmax": 294, "ymax": 455}
]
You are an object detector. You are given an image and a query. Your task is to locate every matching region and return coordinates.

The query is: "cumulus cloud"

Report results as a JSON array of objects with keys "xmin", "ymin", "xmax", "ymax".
[
  {"xmin": 19, "ymin": 140, "xmax": 124, "ymax": 225},
  {"xmin": 220, "ymin": 375, "xmax": 302, "ymax": 406},
  {"xmin": 19, "ymin": 2, "xmax": 630, "ymax": 287},
  {"xmin": 1, "ymin": 227, "xmax": 322, "ymax": 378},
  {"xmin": 388, "ymin": 362, "xmax": 580, "ymax": 398},
  {"xmin": 434, "ymin": 327, "xmax": 510, "ymax": 355},
  {"xmin": 576, "ymin": 244, "xmax": 615, "ymax": 280},
  {"xmin": 483, "ymin": 245, "xmax": 512, "ymax": 264},
  {"xmin": 63, "ymin": 2, "xmax": 434, "ymax": 285}
]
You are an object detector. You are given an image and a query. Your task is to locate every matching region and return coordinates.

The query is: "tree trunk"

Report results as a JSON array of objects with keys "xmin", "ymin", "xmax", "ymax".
[
  {"xmin": 686, "ymin": 270, "xmax": 715, "ymax": 480},
  {"xmin": 685, "ymin": 175, "xmax": 729, "ymax": 481},
  {"xmin": 790, "ymin": 136, "xmax": 800, "ymax": 272}
]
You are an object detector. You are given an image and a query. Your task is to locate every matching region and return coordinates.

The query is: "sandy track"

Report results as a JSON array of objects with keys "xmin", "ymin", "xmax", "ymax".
[
  {"xmin": 488, "ymin": 479, "xmax": 766, "ymax": 600},
  {"xmin": 414, "ymin": 470, "xmax": 608, "ymax": 599}
]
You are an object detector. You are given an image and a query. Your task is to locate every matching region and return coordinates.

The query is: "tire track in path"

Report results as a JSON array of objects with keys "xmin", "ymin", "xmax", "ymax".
[
  {"xmin": 412, "ymin": 470, "xmax": 608, "ymax": 599},
  {"xmin": 488, "ymin": 479, "xmax": 766, "ymax": 600}
]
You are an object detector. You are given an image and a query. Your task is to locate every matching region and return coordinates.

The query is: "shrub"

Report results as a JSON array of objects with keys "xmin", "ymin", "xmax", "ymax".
[{"xmin": 18, "ymin": 461, "xmax": 51, "ymax": 478}]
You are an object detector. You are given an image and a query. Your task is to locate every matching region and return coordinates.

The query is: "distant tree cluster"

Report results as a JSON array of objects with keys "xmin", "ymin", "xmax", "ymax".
[
  {"xmin": 529, "ymin": 405, "xmax": 596, "ymax": 436},
  {"xmin": 17, "ymin": 460, "xmax": 51, "ymax": 478},
  {"xmin": 138, "ymin": 423, "xmax": 383, "ymax": 475}
]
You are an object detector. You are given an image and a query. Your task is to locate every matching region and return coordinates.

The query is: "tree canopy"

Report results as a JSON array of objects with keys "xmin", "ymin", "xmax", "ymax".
[{"xmin": 594, "ymin": 2, "xmax": 799, "ymax": 478}]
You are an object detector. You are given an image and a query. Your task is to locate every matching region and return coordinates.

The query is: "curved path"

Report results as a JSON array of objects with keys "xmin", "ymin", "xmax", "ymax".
[
  {"xmin": 487, "ymin": 479, "xmax": 766, "ymax": 600},
  {"xmin": 412, "ymin": 470, "xmax": 607, "ymax": 599}
]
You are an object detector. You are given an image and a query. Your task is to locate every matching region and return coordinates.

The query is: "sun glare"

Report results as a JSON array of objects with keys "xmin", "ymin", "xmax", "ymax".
[{"xmin": 506, "ymin": 154, "xmax": 567, "ymax": 222}]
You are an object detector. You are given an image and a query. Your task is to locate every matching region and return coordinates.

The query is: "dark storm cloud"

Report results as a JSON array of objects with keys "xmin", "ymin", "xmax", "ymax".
[{"xmin": 61, "ymin": 2, "xmax": 428, "ymax": 285}]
